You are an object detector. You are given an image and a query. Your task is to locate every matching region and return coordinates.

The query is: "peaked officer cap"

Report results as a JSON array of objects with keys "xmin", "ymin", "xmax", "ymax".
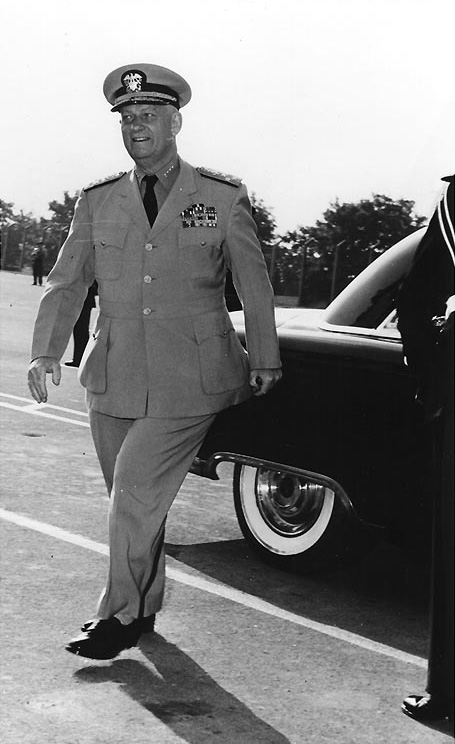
[{"xmin": 103, "ymin": 63, "xmax": 192, "ymax": 111}]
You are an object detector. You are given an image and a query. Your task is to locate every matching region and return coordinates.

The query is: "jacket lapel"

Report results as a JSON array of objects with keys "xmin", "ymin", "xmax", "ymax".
[
  {"xmin": 150, "ymin": 159, "xmax": 198, "ymax": 239},
  {"xmin": 113, "ymin": 160, "xmax": 198, "ymax": 237},
  {"xmin": 115, "ymin": 170, "xmax": 150, "ymax": 231}
]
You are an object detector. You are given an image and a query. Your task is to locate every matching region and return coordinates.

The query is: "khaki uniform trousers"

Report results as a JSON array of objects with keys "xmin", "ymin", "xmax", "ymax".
[{"xmin": 89, "ymin": 409, "xmax": 216, "ymax": 625}]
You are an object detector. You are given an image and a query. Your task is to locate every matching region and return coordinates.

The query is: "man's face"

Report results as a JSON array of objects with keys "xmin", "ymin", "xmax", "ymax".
[{"xmin": 120, "ymin": 103, "xmax": 182, "ymax": 168}]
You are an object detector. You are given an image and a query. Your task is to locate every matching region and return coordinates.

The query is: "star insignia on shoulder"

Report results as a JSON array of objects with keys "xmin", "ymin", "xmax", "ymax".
[
  {"xmin": 83, "ymin": 172, "xmax": 126, "ymax": 191},
  {"xmin": 197, "ymin": 167, "xmax": 242, "ymax": 188}
]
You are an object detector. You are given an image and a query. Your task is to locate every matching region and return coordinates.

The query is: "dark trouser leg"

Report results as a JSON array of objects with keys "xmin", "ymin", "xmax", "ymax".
[
  {"xmin": 426, "ymin": 409, "xmax": 454, "ymax": 719},
  {"xmin": 72, "ymin": 306, "xmax": 92, "ymax": 365}
]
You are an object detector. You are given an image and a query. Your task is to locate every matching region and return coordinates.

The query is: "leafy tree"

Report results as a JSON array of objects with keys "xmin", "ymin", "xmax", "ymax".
[
  {"xmin": 250, "ymin": 192, "xmax": 278, "ymax": 287},
  {"xmin": 277, "ymin": 194, "xmax": 426, "ymax": 306},
  {"xmin": 41, "ymin": 190, "xmax": 79, "ymax": 268},
  {"xmin": 0, "ymin": 200, "xmax": 41, "ymax": 270},
  {"xmin": 317, "ymin": 194, "xmax": 426, "ymax": 295},
  {"xmin": 250, "ymin": 192, "xmax": 276, "ymax": 246},
  {"xmin": 48, "ymin": 191, "xmax": 79, "ymax": 224},
  {"xmin": 1, "ymin": 191, "xmax": 79, "ymax": 271},
  {"xmin": 0, "ymin": 199, "xmax": 15, "ymax": 226},
  {"xmin": 275, "ymin": 228, "xmax": 329, "ymax": 306}
]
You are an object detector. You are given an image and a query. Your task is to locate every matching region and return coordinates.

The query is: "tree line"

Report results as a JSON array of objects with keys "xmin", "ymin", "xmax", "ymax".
[
  {"xmin": 1, "ymin": 189, "xmax": 426, "ymax": 308},
  {"xmin": 1, "ymin": 192, "xmax": 76, "ymax": 278},
  {"xmin": 252, "ymin": 193, "xmax": 426, "ymax": 306}
]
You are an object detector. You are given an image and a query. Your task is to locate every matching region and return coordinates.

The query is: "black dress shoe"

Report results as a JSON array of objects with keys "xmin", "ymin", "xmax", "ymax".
[
  {"xmin": 66, "ymin": 617, "xmax": 140, "ymax": 659},
  {"xmin": 64, "ymin": 361, "xmax": 79, "ymax": 367},
  {"xmin": 80, "ymin": 614, "xmax": 155, "ymax": 634},
  {"xmin": 402, "ymin": 694, "xmax": 449, "ymax": 721}
]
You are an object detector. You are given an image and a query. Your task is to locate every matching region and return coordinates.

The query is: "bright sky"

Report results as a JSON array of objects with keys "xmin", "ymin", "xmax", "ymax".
[{"xmin": 1, "ymin": 0, "xmax": 454, "ymax": 232}]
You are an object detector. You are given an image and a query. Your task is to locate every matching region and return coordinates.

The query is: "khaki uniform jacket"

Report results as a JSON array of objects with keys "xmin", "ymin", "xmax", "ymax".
[{"xmin": 31, "ymin": 159, "xmax": 281, "ymax": 417}]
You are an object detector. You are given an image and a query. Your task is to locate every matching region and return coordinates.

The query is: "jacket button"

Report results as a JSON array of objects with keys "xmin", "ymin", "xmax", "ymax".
[
  {"xmin": 143, "ymin": 307, "xmax": 152, "ymax": 316},
  {"xmin": 145, "ymin": 243, "xmax": 154, "ymax": 251},
  {"xmin": 200, "ymin": 240, "xmax": 207, "ymax": 246},
  {"xmin": 144, "ymin": 275, "xmax": 152, "ymax": 283}
]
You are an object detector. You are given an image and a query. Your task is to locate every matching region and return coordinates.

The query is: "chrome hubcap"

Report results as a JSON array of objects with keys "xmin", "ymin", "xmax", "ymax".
[{"xmin": 255, "ymin": 469, "xmax": 326, "ymax": 537}]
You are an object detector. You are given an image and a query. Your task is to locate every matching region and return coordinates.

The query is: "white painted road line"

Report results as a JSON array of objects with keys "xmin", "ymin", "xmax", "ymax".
[
  {"xmin": 0, "ymin": 392, "xmax": 89, "ymax": 426},
  {"xmin": 0, "ymin": 393, "xmax": 88, "ymax": 418},
  {"xmin": 0, "ymin": 401, "xmax": 90, "ymax": 427},
  {"xmin": 0, "ymin": 507, "xmax": 426, "ymax": 670}
]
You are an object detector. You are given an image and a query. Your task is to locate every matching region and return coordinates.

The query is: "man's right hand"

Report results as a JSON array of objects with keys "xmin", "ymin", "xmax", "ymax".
[{"xmin": 27, "ymin": 357, "xmax": 61, "ymax": 403}]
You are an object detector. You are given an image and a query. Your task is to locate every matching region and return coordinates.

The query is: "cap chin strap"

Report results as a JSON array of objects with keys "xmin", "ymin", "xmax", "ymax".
[
  {"xmin": 112, "ymin": 83, "xmax": 180, "ymax": 111},
  {"xmin": 112, "ymin": 98, "xmax": 177, "ymax": 112}
]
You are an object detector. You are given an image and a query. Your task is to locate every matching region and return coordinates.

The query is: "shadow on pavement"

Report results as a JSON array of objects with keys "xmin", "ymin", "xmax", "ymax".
[
  {"xmin": 74, "ymin": 634, "xmax": 290, "ymax": 744},
  {"xmin": 165, "ymin": 537, "xmax": 430, "ymax": 659}
]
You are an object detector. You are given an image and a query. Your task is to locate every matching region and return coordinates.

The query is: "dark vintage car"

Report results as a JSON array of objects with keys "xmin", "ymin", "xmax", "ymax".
[{"xmin": 192, "ymin": 228, "xmax": 431, "ymax": 572}]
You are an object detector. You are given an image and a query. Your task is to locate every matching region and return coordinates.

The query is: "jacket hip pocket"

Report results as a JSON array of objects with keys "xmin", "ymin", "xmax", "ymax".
[{"xmin": 193, "ymin": 311, "xmax": 249, "ymax": 395}]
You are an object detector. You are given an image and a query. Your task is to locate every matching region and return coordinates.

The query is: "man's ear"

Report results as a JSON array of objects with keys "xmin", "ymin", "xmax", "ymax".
[{"xmin": 170, "ymin": 110, "xmax": 183, "ymax": 136}]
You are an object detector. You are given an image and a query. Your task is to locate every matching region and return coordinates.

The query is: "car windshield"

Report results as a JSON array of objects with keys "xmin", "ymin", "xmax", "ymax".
[{"xmin": 323, "ymin": 229, "xmax": 424, "ymax": 329}]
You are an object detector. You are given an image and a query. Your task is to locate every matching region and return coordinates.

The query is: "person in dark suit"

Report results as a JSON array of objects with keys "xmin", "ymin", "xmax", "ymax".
[
  {"xmin": 31, "ymin": 240, "xmax": 46, "ymax": 285},
  {"xmin": 397, "ymin": 174, "xmax": 454, "ymax": 723},
  {"xmin": 64, "ymin": 281, "xmax": 98, "ymax": 367},
  {"xmin": 27, "ymin": 63, "xmax": 282, "ymax": 660}
]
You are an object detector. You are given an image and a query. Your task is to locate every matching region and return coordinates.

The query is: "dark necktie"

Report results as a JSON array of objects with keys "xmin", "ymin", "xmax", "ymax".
[{"xmin": 143, "ymin": 175, "xmax": 158, "ymax": 228}]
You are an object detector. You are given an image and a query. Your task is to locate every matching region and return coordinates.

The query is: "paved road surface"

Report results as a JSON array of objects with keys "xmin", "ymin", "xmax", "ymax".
[{"xmin": 0, "ymin": 271, "xmax": 453, "ymax": 742}]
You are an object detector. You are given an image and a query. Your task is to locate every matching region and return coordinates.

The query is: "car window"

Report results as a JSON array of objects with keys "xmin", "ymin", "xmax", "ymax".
[
  {"xmin": 323, "ymin": 230, "xmax": 423, "ymax": 330},
  {"xmin": 376, "ymin": 309, "xmax": 401, "ymax": 338},
  {"xmin": 381, "ymin": 309, "xmax": 397, "ymax": 329}
]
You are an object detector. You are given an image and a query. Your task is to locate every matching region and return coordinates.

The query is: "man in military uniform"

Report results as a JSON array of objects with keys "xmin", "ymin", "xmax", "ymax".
[{"xmin": 27, "ymin": 63, "xmax": 281, "ymax": 660}]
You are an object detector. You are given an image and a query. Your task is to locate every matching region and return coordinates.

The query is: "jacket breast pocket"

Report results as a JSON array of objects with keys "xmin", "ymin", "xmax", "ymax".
[
  {"xmin": 193, "ymin": 311, "xmax": 248, "ymax": 395},
  {"xmin": 93, "ymin": 224, "xmax": 128, "ymax": 280},
  {"xmin": 178, "ymin": 227, "xmax": 223, "ymax": 275},
  {"xmin": 78, "ymin": 317, "xmax": 111, "ymax": 394}
]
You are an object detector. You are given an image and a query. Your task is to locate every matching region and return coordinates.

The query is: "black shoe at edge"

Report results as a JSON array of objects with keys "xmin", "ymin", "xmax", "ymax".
[
  {"xmin": 401, "ymin": 694, "xmax": 450, "ymax": 721},
  {"xmin": 66, "ymin": 617, "xmax": 140, "ymax": 660}
]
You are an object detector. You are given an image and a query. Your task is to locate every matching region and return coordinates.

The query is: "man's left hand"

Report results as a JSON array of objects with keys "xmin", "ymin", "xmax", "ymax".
[{"xmin": 249, "ymin": 368, "xmax": 282, "ymax": 396}]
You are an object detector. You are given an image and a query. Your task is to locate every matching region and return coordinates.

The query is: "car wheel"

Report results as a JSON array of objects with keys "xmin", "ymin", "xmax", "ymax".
[{"xmin": 233, "ymin": 463, "xmax": 367, "ymax": 572}]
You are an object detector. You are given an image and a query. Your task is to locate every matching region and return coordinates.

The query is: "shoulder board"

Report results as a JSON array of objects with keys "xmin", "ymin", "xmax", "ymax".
[
  {"xmin": 197, "ymin": 167, "xmax": 241, "ymax": 188},
  {"xmin": 83, "ymin": 172, "xmax": 126, "ymax": 191}
]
